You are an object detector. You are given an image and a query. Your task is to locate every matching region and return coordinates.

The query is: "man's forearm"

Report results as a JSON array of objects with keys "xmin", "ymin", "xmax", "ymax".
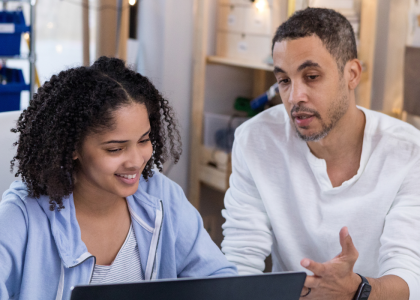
[{"xmin": 366, "ymin": 275, "xmax": 409, "ymax": 300}]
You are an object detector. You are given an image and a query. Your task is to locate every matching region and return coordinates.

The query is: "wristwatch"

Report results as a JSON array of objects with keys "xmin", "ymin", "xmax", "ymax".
[{"xmin": 353, "ymin": 274, "xmax": 372, "ymax": 300}]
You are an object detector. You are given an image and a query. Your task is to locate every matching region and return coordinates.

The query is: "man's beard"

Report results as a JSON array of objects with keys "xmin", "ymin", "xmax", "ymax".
[{"xmin": 293, "ymin": 90, "xmax": 349, "ymax": 142}]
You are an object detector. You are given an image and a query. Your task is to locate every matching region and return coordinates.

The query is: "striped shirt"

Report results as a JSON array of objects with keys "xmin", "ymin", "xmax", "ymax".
[{"xmin": 90, "ymin": 224, "xmax": 144, "ymax": 284}]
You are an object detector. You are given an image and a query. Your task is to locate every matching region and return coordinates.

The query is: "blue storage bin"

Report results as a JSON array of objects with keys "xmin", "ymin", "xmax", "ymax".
[
  {"xmin": 0, "ymin": 67, "xmax": 30, "ymax": 112},
  {"xmin": 0, "ymin": 10, "xmax": 31, "ymax": 56}
]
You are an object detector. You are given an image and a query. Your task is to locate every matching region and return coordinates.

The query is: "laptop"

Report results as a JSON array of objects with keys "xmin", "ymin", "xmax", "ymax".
[{"xmin": 70, "ymin": 272, "xmax": 306, "ymax": 300}]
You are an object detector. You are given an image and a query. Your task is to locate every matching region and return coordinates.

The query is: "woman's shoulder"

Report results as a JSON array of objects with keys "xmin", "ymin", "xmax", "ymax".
[
  {"xmin": 0, "ymin": 181, "xmax": 30, "ymax": 245},
  {"xmin": 138, "ymin": 170, "xmax": 186, "ymax": 204},
  {"xmin": 1, "ymin": 181, "xmax": 30, "ymax": 217},
  {"xmin": 1, "ymin": 180, "xmax": 50, "ymax": 229},
  {"xmin": 135, "ymin": 171, "xmax": 195, "ymax": 221}
]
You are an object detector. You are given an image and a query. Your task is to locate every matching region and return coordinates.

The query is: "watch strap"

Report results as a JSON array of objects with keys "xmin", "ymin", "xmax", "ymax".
[{"xmin": 353, "ymin": 274, "xmax": 372, "ymax": 300}]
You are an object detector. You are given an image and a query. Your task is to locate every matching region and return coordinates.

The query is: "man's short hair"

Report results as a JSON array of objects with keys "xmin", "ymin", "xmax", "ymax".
[{"xmin": 272, "ymin": 7, "xmax": 357, "ymax": 72}]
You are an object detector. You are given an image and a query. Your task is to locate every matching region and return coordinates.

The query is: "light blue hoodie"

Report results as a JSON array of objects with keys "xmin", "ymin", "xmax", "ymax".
[{"xmin": 0, "ymin": 171, "xmax": 237, "ymax": 300}]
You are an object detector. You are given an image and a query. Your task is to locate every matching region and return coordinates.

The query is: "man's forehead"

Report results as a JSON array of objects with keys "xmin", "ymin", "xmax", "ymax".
[
  {"xmin": 272, "ymin": 36, "xmax": 331, "ymax": 71},
  {"xmin": 273, "ymin": 35, "xmax": 325, "ymax": 54}
]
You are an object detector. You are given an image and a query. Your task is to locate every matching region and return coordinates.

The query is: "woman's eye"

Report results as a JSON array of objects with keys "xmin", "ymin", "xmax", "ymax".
[
  {"xmin": 107, "ymin": 148, "xmax": 121, "ymax": 153},
  {"xmin": 279, "ymin": 78, "xmax": 290, "ymax": 84},
  {"xmin": 139, "ymin": 139, "xmax": 151, "ymax": 144},
  {"xmin": 307, "ymin": 75, "xmax": 319, "ymax": 80}
]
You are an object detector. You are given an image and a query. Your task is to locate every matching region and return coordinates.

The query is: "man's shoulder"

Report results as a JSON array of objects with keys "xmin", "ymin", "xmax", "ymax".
[
  {"xmin": 363, "ymin": 108, "xmax": 420, "ymax": 164},
  {"xmin": 364, "ymin": 108, "xmax": 420, "ymax": 147},
  {"xmin": 235, "ymin": 104, "xmax": 290, "ymax": 141}
]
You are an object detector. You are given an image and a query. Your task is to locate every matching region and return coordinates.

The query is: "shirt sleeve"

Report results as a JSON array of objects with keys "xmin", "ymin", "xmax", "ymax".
[
  {"xmin": 378, "ymin": 158, "xmax": 420, "ymax": 300},
  {"xmin": 221, "ymin": 133, "xmax": 273, "ymax": 275},
  {"xmin": 0, "ymin": 199, "xmax": 28, "ymax": 299},
  {"xmin": 167, "ymin": 182, "xmax": 238, "ymax": 278}
]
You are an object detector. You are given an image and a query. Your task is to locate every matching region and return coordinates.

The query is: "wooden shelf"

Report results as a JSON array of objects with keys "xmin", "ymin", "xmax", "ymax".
[
  {"xmin": 189, "ymin": 0, "xmax": 380, "ymax": 209},
  {"xmin": 207, "ymin": 56, "xmax": 274, "ymax": 72},
  {"xmin": 199, "ymin": 145, "xmax": 231, "ymax": 193}
]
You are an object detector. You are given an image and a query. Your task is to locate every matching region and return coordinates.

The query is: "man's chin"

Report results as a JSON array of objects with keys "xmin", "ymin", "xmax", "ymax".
[{"xmin": 296, "ymin": 127, "xmax": 329, "ymax": 142}]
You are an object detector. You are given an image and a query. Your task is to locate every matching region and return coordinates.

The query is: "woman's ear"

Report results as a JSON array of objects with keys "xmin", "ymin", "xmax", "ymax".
[{"xmin": 73, "ymin": 151, "xmax": 79, "ymax": 160}]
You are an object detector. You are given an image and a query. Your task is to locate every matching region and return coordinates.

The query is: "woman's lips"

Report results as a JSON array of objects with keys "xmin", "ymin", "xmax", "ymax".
[{"xmin": 115, "ymin": 173, "xmax": 139, "ymax": 185}]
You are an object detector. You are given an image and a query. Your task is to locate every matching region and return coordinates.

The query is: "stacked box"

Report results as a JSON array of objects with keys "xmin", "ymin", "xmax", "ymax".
[{"xmin": 216, "ymin": 0, "xmax": 283, "ymax": 63}]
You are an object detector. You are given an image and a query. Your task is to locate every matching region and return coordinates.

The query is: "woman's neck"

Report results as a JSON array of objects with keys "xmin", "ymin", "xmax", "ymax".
[{"xmin": 73, "ymin": 180, "xmax": 126, "ymax": 217}]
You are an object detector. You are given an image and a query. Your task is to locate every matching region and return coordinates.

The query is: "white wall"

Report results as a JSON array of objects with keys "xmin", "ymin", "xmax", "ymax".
[
  {"xmin": 137, "ymin": 0, "xmax": 254, "ymax": 193},
  {"xmin": 137, "ymin": 0, "xmax": 194, "ymax": 192}
]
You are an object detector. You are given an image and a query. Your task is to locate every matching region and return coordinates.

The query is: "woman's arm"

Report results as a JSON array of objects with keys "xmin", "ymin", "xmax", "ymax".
[
  {"xmin": 0, "ymin": 198, "xmax": 28, "ymax": 299},
  {"xmin": 167, "ymin": 183, "xmax": 237, "ymax": 278}
]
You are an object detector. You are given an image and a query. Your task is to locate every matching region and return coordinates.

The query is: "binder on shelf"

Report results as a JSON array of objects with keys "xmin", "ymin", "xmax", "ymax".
[
  {"xmin": 0, "ymin": 67, "xmax": 30, "ymax": 112},
  {"xmin": 0, "ymin": 9, "xmax": 31, "ymax": 56}
]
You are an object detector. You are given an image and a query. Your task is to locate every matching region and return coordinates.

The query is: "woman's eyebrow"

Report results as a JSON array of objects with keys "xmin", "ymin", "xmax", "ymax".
[
  {"xmin": 141, "ymin": 128, "xmax": 151, "ymax": 138},
  {"xmin": 101, "ymin": 129, "xmax": 151, "ymax": 145},
  {"xmin": 101, "ymin": 140, "xmax": 129, "ymax": 145}
]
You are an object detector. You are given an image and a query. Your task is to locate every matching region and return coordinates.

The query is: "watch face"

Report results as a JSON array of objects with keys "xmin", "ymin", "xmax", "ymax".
[{"xmin": 360, "ymin": 283, "xmax": 372, "ymax": 299}]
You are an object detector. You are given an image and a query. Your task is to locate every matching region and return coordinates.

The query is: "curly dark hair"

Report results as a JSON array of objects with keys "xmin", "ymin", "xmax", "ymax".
[
  {"xmin": 272, "ymin": 7, "xmax": 357, "ymax": 72},
  {"xmin": 11, "ymin": 56, "xmax": 182, "ymax": 211}
]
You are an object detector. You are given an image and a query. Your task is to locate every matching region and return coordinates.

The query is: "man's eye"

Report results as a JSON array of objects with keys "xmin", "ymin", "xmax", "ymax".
[
  {"xmin": 308, "ymin": 75, "xmax": 319, "ymax": 80},
  {"xmin": 279, "ymin": 79, "xmax": 290, "ymax": 84}
]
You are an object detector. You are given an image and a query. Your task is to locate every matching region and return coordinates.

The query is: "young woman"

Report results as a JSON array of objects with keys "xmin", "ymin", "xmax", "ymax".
[{"xmin": 0, "ymin": 57, "xmax": 237, "ymax": 300}]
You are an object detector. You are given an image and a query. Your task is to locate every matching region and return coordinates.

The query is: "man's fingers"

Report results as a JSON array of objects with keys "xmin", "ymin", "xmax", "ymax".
[
  {"xmin": 304, "ymin": 275, "xmax": 321, "ymax": 288},
  {"xmin": 301, "ymin": 258, "xmax": 326, "ymax": 276},
  {"xmin": 339, "ymin": 226, "xmax": 359, "ymax": 260}
]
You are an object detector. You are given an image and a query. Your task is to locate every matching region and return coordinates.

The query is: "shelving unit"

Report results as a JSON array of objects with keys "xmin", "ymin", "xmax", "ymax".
[
  {"xmin": 0, "ymin": 0, "xmax": 36, "ymax": 101},
  {"xmin": 189, "ymin": 0, "xmax": 379, "ymax": 209},
  {"xmin": 207, "ymin": 55, "xmax": 273, "ymax": 71}
]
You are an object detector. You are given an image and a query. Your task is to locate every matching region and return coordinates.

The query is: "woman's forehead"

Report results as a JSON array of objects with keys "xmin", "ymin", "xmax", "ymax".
[{"xmin": 87, "ymin": 103, "xmax": 150, "ymax": 144}]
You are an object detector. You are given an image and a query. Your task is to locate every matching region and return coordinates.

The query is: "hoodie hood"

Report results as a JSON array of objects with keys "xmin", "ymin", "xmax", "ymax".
[{"xmin": 3, "ymin": 178, "xmax": 162, "ymax": 269}]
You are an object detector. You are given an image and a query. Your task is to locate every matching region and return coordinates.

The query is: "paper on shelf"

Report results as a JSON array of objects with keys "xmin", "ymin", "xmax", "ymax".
[
  {"xmin": 309, "ymin": 0, "xmax": 354, "ymax": 10},
  {"xmin": 0, "ymin": 24, "xmax": 15, "ymax": 34}
]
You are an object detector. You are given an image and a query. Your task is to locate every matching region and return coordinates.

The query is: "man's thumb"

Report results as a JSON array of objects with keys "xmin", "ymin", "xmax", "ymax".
[{"xmin": 339, "ymin": 227, "xmax": 358, "ymax": 260}]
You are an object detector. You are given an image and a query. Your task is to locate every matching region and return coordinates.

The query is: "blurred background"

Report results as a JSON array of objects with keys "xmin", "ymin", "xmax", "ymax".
[{"xmin": 1, "ymin": 0, "xmax": 420, "ymax": 253}]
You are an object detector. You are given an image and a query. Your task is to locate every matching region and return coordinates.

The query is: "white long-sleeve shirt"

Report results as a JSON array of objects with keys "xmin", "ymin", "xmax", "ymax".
[{"xmin": 222, "ymin": 104, "xmax": 420, "ymax": 299}]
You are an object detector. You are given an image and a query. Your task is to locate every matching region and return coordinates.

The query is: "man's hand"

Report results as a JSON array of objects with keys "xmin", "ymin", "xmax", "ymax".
[{"xmin": 299, "ymin": 227, "xmax": 362, "ymax": 299}]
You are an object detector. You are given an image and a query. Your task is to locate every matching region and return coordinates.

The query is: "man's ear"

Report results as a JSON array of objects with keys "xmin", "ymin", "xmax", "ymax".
[{"xmin": 346, "ymin": 59, "xmax": 362, "ymax": 90}]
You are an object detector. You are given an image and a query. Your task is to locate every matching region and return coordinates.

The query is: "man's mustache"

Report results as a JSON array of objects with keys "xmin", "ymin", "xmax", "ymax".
[{"xmin": 290, "ymin": 105, "xmax": 321, "ymax": 119}]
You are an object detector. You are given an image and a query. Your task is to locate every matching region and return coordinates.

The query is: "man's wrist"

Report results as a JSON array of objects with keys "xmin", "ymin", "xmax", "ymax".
[
  {"xmin": 353, "ymin": 274, "xmax": 372, "ymax": 300},
  {"xmin": 349, "ymin": 272, "xmax": 363, "ymax": 299}
]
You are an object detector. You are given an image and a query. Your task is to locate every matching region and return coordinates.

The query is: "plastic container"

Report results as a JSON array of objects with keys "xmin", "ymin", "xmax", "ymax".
[
  {"xmin": 204, "ymin": 112, "xmax": 249, "ymax": 152},
  {"xmin": 0, "ymin": 10, "xmax": 30, "ymax": 56},
  {"xmin": 0, "ymin": 67, "xmax": 30, "ymax": 112}
]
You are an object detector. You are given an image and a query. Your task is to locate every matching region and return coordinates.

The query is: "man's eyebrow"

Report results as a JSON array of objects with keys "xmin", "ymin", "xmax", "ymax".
[
  {"xmin": 297, "ymin": 60, "xmax": 321, "ymax": 72},
  {"xmin": 101, "ymin": 128, "xmax": 151, "ymax": 145},
  {"xmin": 274, "ymin": 66, "xmax": 286, "ymax": 74}
]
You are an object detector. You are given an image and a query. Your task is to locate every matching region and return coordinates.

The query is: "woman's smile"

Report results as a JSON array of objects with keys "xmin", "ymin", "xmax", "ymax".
[{"xmin": 115, "ymin": 172, "xmax": 139, "ymax": 185}]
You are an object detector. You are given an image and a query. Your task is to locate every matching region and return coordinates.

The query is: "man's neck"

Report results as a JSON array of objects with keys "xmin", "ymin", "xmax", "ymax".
[{"xmin": 307, "ymin": 106, "xmax": 366, "ymax": 187}]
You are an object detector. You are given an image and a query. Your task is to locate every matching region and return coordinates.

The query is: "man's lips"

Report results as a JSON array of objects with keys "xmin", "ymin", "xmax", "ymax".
[
  {"xmin": 292, "ymin": 113, "xmax": 315, "ymax": 127},
  {"xmin": 292, "ymin": 113, "xmax": 315, "ymax": 119}
]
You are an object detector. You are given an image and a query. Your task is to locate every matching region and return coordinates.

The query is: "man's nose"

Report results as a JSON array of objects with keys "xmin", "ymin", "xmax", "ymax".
[{"xmin": 287, "ymin": 81, "xmax": 308, "ymax": 106}]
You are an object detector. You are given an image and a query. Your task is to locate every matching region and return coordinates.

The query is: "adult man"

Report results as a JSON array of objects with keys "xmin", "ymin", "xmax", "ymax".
[{"xmin": 222, "ymin": 8, "xmax": 420, "ymax": 300}]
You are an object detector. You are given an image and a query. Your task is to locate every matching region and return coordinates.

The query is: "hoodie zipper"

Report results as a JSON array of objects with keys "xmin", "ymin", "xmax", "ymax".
[
  {"xmin": 69, "ymin": 254, "xmax": 96, "ymax": 284},
  {"xmin": 150, "ymin": 200, "xmax": 164, "ymax": 280},
  {"xmin": 67, "ymin": 200, "xmax": 163, "ymax": 285}
]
